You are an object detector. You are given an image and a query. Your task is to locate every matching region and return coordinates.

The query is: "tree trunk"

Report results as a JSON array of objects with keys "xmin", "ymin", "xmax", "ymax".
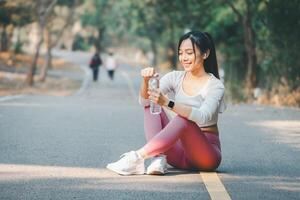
[
  {"xmin": 40, "ymin": 0, "xmax": 77, "ymax": 82},
  {"xmin": 40, "ymin": 28, "xmax": 51, "ymax": 82},
  {"xmin": 6, "ymin": 24, "xmax": 14, "ymax": 51},
  {"xmin": 26, "ymin": 31, "xmax": 44, "ymax": 86},
  {"xmin": 8, "ymin": 26, "xmax": 22, "ymax": 67},
  {"xmin": 13, "ymin": 26, "xmax": 21, "ymax": 54},
  {"xmin": 26, "ymin": 0, "xmax": 57, "ymax": 86},
  {"xmin": 225, "ymin": 0, "xmax": 258, "ymax": 98},
  {"xmin": 95, "ymin": 27, "xmax": 105, "ymax": 52},
  {"xmin": 243, "ymin": 3, "xmax": 258, "ymax": 97},
  {"xmin": 0, "ymin": 25, "xmax": 8, "ymax": 52}
]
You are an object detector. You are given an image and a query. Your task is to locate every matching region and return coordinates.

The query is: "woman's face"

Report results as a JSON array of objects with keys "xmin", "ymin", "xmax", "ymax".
[{"xmin": 178, "ymin": 38, "xmax": 203, "ymax": 72}]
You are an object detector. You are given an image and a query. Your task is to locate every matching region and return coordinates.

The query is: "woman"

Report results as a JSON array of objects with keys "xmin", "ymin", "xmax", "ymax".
[
  {"xmin": 105, "ymin": 51, "xmax": 118, "ymax": 81},
  {"xmin": 107, "ymin": 31, "xmax": 226, "ymax": 175}
]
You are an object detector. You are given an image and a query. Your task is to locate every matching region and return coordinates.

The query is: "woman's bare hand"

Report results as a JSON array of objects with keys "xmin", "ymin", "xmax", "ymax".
[
  {"xmin": 141, "ymin": 67, "xmax": 156, "ymax": 82},
  {"xmin": 147, "ymin": 88, "xmax": 168, "ymax": 106}
]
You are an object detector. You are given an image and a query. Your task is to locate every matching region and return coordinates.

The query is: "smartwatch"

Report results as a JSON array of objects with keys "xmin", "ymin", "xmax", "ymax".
[{"xmin": 167, "ymin": 100, "xmax": 175, "ymax": 109}]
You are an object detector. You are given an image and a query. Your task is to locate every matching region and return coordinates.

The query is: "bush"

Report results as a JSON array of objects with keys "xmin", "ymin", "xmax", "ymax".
[{"xmin": 72, "ymin": 34, "xmax": 90, "ymax": 51}]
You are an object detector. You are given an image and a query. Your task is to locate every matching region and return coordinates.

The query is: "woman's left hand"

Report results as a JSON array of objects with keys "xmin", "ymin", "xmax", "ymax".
[{"xmin": 147, "ymin": 88, "xmax": 168, "ymax": 106}]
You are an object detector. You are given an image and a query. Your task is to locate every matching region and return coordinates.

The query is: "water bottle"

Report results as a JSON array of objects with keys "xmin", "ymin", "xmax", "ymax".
[{"xmin": 149, "ymin": 74, "xmax": 162, "ymax": 115}]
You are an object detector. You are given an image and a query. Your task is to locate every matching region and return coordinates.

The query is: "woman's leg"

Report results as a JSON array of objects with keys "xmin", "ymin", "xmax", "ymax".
[
  {"xmin": 93, "ymin": 68, "xmax": 98, "ymax": 81},
  {"xmin": 142, "ymin": 109, "xmax": 221, "ymax": 171},
  {"xmin": 108, "ymin": 70, "xmax": 114, "ymax": 80},
  {"xmin": 143, "ymin": 107, "xmax": 201, "ymax": 169},
  {"xmin": 107, "ymin": 107, "xmax": 220, "ymax": 175},
  {"xmin": 144, "ymin": 106, "xmax": 169, "ymax": 141}
]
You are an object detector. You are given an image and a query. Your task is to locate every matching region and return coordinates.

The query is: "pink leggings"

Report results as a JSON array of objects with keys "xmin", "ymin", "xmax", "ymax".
[{"xmin": 142, "ymin": 107, "xmax": 222, "ymax": 171}]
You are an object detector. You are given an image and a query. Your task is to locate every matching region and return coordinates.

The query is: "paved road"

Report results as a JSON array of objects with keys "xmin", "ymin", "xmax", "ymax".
[{"xmin": 0, "ymin": 51, "xmax": 299, "ymax": 200}]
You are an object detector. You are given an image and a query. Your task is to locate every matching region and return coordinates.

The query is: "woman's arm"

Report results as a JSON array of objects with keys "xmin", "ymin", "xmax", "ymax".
[
  {"xmin": 165, "ymin": 99, "xmax": 192, "ymax": 118},
  {"xmin": 187, "ymin": 84, "xmax": 225, "ymax": 124},
  {"xmin": 140, "ymin": 78, "xmax": 150, "ymax": 99},
  {"xmin": 139, "ymin": 67, "xmax": 174, "ymax": 102},
  {"xmin": 149, "ymin": 80, "xmax": 225, "ymax": 125},
  {"xmin": 139, "ymin": 67, "xmax": 156, "ymax": 100}
]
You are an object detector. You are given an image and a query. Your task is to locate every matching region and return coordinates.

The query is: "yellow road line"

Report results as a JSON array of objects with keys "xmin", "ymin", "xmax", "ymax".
[{"xmin": 201, "ymin": 172, "xmax": 232, "ymax": 200}]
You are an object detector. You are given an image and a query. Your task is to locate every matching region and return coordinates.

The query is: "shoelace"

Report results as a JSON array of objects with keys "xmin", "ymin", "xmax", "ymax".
[
  {"xmin": 120, "ymin": 152, "xmax": 131, "ymax": 158},
  {"xmin": 119, "ymin": 151, "xmax": 136, "ymax": 165}
]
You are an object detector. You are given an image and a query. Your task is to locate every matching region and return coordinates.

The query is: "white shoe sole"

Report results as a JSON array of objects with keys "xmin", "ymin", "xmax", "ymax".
[
  {"xmin": 106, "ymin": 164, "xmax": 145, "ymax": 176},
  {"xmin": 146, "ymin": 168, "xmax": 168, "ymax": 175}
]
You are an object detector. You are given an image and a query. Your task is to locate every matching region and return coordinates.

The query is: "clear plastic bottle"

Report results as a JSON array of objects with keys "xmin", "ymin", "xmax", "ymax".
[{"xmin": 149, "ymin": 74, "xmax": 162, "ymax": 115}]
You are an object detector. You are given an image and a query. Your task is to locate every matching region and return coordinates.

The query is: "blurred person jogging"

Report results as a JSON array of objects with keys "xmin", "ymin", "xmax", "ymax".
[
  {"xmin": 107, "ymin": 31, "xmax": 226, "ymax": 175},
  {"xmin": 89, "ymin": 52, "xmax": 102, "ymax": 82},
  {"xmin": 105, "ymin": 51, "xmax": 118, "ymax": 81}
]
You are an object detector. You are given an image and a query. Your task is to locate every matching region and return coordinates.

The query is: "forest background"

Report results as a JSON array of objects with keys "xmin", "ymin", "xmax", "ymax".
[{"xmin": 0, "ymin": 0, "xmax": 299, "ymax": 107}]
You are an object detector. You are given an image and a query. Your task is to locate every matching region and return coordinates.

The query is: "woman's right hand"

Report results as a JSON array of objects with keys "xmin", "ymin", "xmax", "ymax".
[{"xmin": 141, "ymin": 67, "xmax": 156, "ymax": 82}]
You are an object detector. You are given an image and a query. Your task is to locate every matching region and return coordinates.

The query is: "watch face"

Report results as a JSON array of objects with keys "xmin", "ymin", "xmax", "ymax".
[{"xmin": 168, "ymin": 100, "xmax": 175, "ymax": 109}]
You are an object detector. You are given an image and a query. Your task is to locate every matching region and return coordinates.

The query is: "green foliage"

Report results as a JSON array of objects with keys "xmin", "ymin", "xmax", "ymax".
[
  {"xmin": 207, "ymin": 4, "xmax": 246, "ymax": 83},
  {"xmin": 0, "ymin": 2, "xmax": 34, "ymax": 51},
  {"xmin": 81, "ymin": 0, "xmax": 109, "ymax": 28},
  {"xmin": 80, "ymin": 0, "xmax": 113, "ymax": 51},
  {"xmin": 78, "ymin": 0, "xmax": 299, "ymax": 100},
  {"xmin": 2, "ymin": 0, "xmax": 299, "ymax": 101},
  {"xmin": 264, "ymin": 0, "xmax": 300, "ymax": 89},
  {"xmin": 72, "ymin": 34, "xmax": 90, "ymax": 51},
  {"xmin": 0, "ymin": 3, "xmax": 34, "ymax": 27},
  {"xmin": 57, "ymin": 0, "xmax": 80, "ymax": 7},
  {"xmin": 11, "ymin": 5, "xmax": 34, "ymax": 27},
  {"xmin": 13, "ymin": 40, "xmax": 23, "ymax": 54},
  {"xmin": 0, "ymin": 7, "xmax": 10, "ymax": 26}
]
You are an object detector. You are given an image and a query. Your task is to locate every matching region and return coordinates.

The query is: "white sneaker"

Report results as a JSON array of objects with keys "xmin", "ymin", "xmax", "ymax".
[
  {"xmin": 146, "ymin": 155, "xmax": 168, "ymax": 175},
  {"xmin": 106, "ymin": 151, "xmax": 145, "ymax": 175}
]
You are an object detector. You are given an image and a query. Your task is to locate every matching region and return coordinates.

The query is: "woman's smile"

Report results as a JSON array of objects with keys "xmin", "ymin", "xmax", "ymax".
[
  {"xmin": 182, "ymin": 63, "xmax": 193, "ymax": 69},
  {"xmin": 179, "ymin": 39, "xmax": 202, "ymax": 72}
]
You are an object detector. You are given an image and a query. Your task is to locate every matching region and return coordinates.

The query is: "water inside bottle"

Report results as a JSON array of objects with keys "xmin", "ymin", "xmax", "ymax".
[
  {"xmin": 150, "ymin": 101, "xmax": 162, "ymax": 114},
  {"xmin": 149, "ymin": 75, "xmax": 162, "ymax": 114}
]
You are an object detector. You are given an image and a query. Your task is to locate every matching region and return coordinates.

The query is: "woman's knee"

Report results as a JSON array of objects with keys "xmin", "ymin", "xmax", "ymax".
[{"xmin": 194, "ymin": 155, "xmax": 222, "ymax": 171}]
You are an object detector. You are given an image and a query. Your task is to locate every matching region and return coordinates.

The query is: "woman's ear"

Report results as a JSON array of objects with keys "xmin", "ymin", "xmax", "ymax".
[{"xmin": 203, "ymin": 50, "xmax": 210, "ymax": 59}]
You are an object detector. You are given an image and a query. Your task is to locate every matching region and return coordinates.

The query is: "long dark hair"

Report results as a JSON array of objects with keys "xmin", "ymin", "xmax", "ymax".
[{"xmin": 178, "ymin": 31, "xmax": 220, "ymax": 79}]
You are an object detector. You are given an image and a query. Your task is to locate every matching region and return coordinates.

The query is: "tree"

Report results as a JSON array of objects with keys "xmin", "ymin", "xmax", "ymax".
[
  {"xmin": 80, "ymin": 0, "xmax": 111, "ymax": 52},
  {"xmin": 26, "ymin": 0, "xmax": 57, "ymax": 86},
  {"xmin": 40, "ymin": 0, "xmax": 80, "ymax": 82},
  {"xmin": 264, "ymin": 0, "xmax": 300, "ymax": 89},
  {"xmin": 224, "ymin": 0, "xmax": 260, "ymax": 98},
  {"xmin": 116, "ymin": 0, "xmax": 219, "ymax": 68},
  {"xmin": 0, "ymin": 1, "xmax": 34, "ymax": 52},
  {"xmin": 128, "ymin": 0, "xmax": 165, "ymax": 66},
  {"xmin": 116, "ymin": 0, "xmax": 175, "ymax": 67},
  {"xmin": 0, "ymin": 6, "xmax": 11, "ymax": 52}
]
